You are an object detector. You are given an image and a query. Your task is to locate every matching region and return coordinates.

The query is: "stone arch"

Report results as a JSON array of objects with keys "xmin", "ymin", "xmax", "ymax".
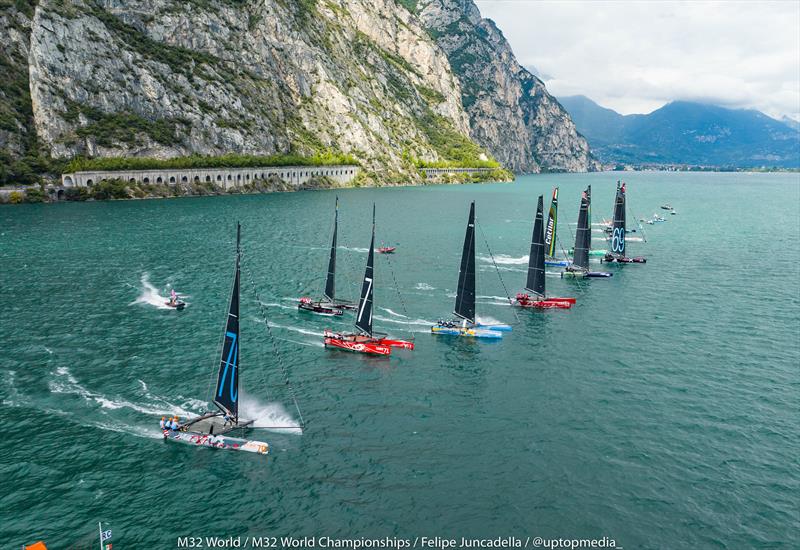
[
  {"xmin": 86, "ymin": 179, "xmax": 93, "ymax": 186},
  {"xmin": 129, "ymin": 178, "xmax": 136, "ymax": 184},
  {"xmin": 227, "ymin": 174, "xmax": 232, "ymax": 181},
  {"xmin": 181, "ymin": 176, "xmax": 188, "ymax": 183},
  {"xmin": 237, "ymin": 174, "xmax": 241, "ymax": 181},
  {"xmin": 63, "ymin": 175, "xmax": 74, "ymax": 187},
  {"xmin": 143, "ymin": 177, "xmax": 150, "ymax": 183},
  {"xmin": 245, "ymin": 174, "xmax": 250, "ymax": 181},
  {"xmin": 157, "ymin": 176, "xmax": 163, "ymax": 183},
  {"xmin": 217, "ymin": 175, "xmax": 222, "ymax": 181},
  {"xmin": 205, "ymin": 175, "xmax": 211, "ymax": 182},
  {"xmin": 57, "ymin": 189, "xmax": 65, "ymax": 200},
  {"xmin": 194, "ymin": 176, "xmax": 200, "ymax": 183},
  {"xmin": 169, "ymin": 176, "xmax": 176, "ymax": 183}
]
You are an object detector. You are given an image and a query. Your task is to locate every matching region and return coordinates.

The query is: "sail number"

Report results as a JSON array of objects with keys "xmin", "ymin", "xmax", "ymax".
[
  {"xmin": 611, "ymin": 227, "xmax": 625, "ymax": 253},
  {"xmin": 218, "ymin": 331, "xmax": 238, "ymax": 402}
]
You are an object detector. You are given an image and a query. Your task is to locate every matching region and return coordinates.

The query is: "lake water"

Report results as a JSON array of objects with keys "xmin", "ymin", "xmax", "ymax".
[{"xmin": 1, "ymin": 171, "xmax": 798, "ymax": 548}]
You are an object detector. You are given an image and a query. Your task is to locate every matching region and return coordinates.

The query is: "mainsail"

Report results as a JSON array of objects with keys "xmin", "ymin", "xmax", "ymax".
[
  {"xmin": 323, "ymin": 197, "xmax": 339, "ymax": 302},
  {"xmin": 355, "ymin": 204, "xmax": 376, "ymax": 335},
  {"xmin": 525, "ymin": 195, "xmax": 546, "ymax": 298},
  {"xmin": 544, "ymin": 187, "xmax": 559, "ymax": 258},
  {"xmin": 572, "ymin": 187, "xmax": 591, "ymax": 270},
  {"xmin": 454, "ymin": 201, "xmax": 477, "ymax": 323},
  {"xmin": 610, "ymin": 182, "xmax": 626, "ymax": 256},
  {"xmin": 214, "ymin": 223, "xmax": 241, "ymax": 420}
]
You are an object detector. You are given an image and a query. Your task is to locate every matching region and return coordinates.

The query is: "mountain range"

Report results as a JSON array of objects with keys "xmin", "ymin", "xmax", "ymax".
[
  {"xmin": 0, "ymin": 0, "xmax": 596, "ymax": 186},
  {"xmin": 558, "ymin": 96, "xmax": 800, "ymax": 168}
]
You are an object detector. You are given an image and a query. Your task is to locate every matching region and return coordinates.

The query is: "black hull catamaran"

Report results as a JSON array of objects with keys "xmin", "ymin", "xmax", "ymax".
[
  {"xmin": 432, "ymin": 202, "xmax": 509, "ymax": 338},
  {"xmin": 324, "ymin": 205, "xmax": 415, "ymax": 355},
  {"xmin": 602, "ymin": 182, "xmax": 646, "ymax": 264},
  {"xmin": 562, "ymin": 186, "xmax": 613, "ymax": 279},
  {"xmin": 299, "ymin": 197, "xmax": 357, "ymax": 316},
  {"xmin": 516, "ymin": 195, "xmax": 576, "ymax": 309},
  {"xmin": 162, "ymin": 224, "xmax": 269, "ymax": 455}
]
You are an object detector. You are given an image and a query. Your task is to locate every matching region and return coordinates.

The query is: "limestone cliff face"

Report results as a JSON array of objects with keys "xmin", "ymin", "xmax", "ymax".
[
  {"xmin": 24, "ymin": 0, "xmax": 475, "ymax": 178},
  {"xmin": 415, "ymin": 0, "xmax": 599, "ymax": 173}
]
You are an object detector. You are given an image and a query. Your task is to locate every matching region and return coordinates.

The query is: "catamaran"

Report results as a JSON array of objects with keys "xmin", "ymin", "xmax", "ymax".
[
  {"xmin": 162, "ymin": 223, "xmax": 271, "ymax": 455},
  {"xmin": 323, "ymin": 205, "xmax": 415, "ymax": 355},
  {"xmin": 516, "ymin": 195, "xmax": 576, "ymax": 309},
  {"xmin": 562, "ymin": 186, "xmax": 613, "ymax": 279},
  {"xmin": 602, "ymin": 182, "xmax": 646, "ymax": 264},
  {"xmin": 542, "ymin": 187, "xmax": 570, "ymax": 267},
  {"xmin": 432, "ymin": 202, "xmax": 509, "ymax": 338},
  {"xmin": 299, "ymin": 197, "xmax": 357, "ymax": 316}
]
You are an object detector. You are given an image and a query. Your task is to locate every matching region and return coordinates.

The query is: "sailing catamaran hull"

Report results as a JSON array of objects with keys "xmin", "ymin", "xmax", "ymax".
[
  {"xmin": 378, "ymin": 338, "xmax": 415, "ymax": 350},
  {"xmin": 570, "ymin": 248, "xmax": 607, "ymax": 257},
  {"xmin": 298, "ymin": 301, "xmax": 343, "ymax": 316},
  {"xmin": 475, "ymin": 323, "xmax": 513, "ymax": 331},
  {"xmin": 601, "ymin": 255, "xmax": 647, "ymax": 264},
  {"xmin": 561, "ymin": 270, "xmax": 613, "ymax": 279},
  {"xmin": 164, "ymin": 430, "xmax": 269, "ymax": 455},
  {"xmin": 323, "ymin": 330, "xmax": 391, "ymax": 355},
  {"xmin": 544, "ymin": 259, "xmax": 570, "ymax": 267},
  {"xmin": 515, "ymin": 294, "xmax": 575, "ymax": 309},
  {"xmin": 430, "ymin": 326, "xmax": 503, "ymax": 338}
]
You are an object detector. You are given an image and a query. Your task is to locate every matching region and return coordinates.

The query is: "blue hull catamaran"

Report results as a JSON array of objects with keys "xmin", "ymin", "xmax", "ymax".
[
  {"xmin": 162, "ymin": 224, "xmax": 270, "ymax": 455},
  {"xmin": 562, "ymin": 186, "xmax": 613, "ymax": 279},
  {"xmin": 516, "ymin": 195, "xmax": 576, "ymax": 309},
  {"xmin": 432, "ymin": 202, "xmax": 507, "ymax": 338},
  {"xmin": 299, "ymin": 196, "xmax": 357, "ymax": 316},
  {"xmin": 601, "ymin": 182, "xmax": 647, "ymax": 264}
]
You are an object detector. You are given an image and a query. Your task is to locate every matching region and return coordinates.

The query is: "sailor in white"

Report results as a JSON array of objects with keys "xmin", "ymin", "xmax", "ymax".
[{"xmin": 159, "ymin": 417, "xmax": 166, "ymax": 430}]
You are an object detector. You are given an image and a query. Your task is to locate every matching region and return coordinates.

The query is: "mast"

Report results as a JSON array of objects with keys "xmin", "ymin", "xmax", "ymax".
[
  {"xmin": 610, "ymin": 182, "xmax": 626, "ymax": 256},
  {"xmin": 355, "ymin": 204, "xmax": 375, "ymax": 336},
  {"xmin": 544, "ymin": 187, "xmax": 558, "ymax": 258},
  {"xmin": 454, "ymin": 201, "xmax": 476, "ymax": 324},
  {"xmin": 323, "ymin": 196, "xmax": 338, "ymax": 302},
  {"xmin": 572, "ymin": 187, "xmax": 590, "ymax": 270},
  {"xmin": 525, "ymin": 195, "xmax": 546, "ymax": 298},
  {"xmin": 214, "ymin": 223, "xmax": 240, "ymax": 420}
]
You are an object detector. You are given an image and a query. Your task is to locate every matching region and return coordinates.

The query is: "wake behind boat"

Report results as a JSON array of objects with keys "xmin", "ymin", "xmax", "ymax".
[
  {"xmin": 324, "ymin": 205, "xmax": 414, "ymax": 356},
  {"xmin": 162, "ymin": 224, "xmax": 274, "ymax": 456},
  {"xmin": 602, "ymin": 182, "xmax": 646, "ymax": 264},
  {"xmin": 562, "ymin": 186, "xmax": 613, "ymax": 279},
  {"xmin": 298, "ymin": 197, "xmax": 357, "ymax": 316},
  {"xmin": 432, "ymin": 202, "xmax": 507, "ymax": 338},
  {"xmin": 516, "ymin": 195, "xmax": 575, "ymax": 309}
]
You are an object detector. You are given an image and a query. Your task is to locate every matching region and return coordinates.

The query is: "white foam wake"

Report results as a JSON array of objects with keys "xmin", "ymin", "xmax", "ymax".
[
  {"xmin": 379, "ymin": 307, "xmax": 407, "ymax": 318},
  {"xmin": 240, "ymin": 393, "xmax": 303, "ymax": 434},
  {"xmin": 130, "ymin": 273, "xmax": 173, "ymax": 310},
  {"xmin": 414, "ymin": 283, "xmax": 435, "ymax": 291},
  {"xmin": 478, "ymin": 254, "xmax": 528, "ymax": 265}
]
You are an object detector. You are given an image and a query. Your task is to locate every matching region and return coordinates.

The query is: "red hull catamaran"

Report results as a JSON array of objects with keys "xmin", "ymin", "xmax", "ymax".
[
  {"xmin": 324, "ymin": 205, "xmax": 414, "ymax": 356},
  {"xmin": 515, "ymin": 194, "xmax": 575, "ymax": 309}
]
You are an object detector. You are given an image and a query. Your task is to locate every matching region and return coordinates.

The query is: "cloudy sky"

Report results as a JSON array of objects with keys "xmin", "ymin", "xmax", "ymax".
[{"xmin": 474, "ymin": 0, "xmax": 800, "ymax": 119}]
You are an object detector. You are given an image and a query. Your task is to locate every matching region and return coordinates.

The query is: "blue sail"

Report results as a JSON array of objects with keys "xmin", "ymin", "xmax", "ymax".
[{"xmin": 214, "ymin": 223, "xmax": 240, "ymax": 419}]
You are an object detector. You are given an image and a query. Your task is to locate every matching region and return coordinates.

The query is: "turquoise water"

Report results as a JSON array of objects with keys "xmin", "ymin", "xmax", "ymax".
[{"xmin": 2, "ymin": 172, "xmax": 798, "ymax": 548}]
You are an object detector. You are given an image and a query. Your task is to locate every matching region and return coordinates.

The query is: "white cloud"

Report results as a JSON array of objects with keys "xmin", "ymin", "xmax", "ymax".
[{"xmin": 474, "ymin": 0, "xmax": 800, "ymax": 119}]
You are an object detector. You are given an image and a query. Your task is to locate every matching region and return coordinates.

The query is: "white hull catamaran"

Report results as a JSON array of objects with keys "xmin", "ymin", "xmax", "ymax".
[{"xmin": 162, "ymin": 223, "xmax": 270, "ymax": 455}]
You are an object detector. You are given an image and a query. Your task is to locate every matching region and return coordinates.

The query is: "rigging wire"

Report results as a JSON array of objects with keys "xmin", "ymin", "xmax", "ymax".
[
  {"xmin": 241, "ymin": 249, "xmax": 306, "ymax": 431},
  {"xmin": 382, "ymin": 252, "xmax": 415, "ymax": 339},
  {"xmin": 476, "ymin": 220, "xmax": 520, "ymax": 323}
]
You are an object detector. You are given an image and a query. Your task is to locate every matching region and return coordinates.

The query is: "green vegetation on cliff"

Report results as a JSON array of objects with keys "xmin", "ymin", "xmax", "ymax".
[{"xmin": 65, "ymin": 152, "xmax": 360, "ymax": 173}]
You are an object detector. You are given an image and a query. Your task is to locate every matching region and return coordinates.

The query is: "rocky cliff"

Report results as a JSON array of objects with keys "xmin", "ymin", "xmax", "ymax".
[
  {"xmin": 1, "ymin": 0, "xmax": 595, "ymax": 185},
  {"xmin": 413, "ymin": 0, "xmax": 598, "ymax": 173}
]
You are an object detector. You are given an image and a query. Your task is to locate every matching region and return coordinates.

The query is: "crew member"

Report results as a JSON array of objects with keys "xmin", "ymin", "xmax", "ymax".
[{"xmin": 160, "ymin": 416, "xmax": 166, "ymax": 430}]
